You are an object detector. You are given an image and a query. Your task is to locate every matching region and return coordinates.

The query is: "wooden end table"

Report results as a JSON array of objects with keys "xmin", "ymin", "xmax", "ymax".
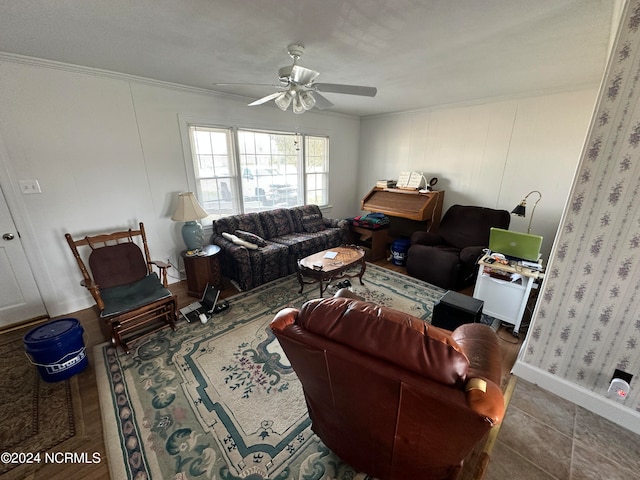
[
  {"xmin": 297, "ymin": 245, "xmax": 366, "ymax": 297},
  {"xmin": 181, "ymin": 244, "xmax": 222, "ymax": 298},
  {"xmin": 349, "ymin": 224, "xmax": 389, "ymax": 261}
]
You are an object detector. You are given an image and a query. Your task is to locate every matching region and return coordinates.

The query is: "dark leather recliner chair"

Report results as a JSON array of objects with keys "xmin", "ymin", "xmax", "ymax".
[
  {"xmin": 406, "ymin": 204, "xmax": 510, "ymax": 290},
  {"xmin": 270, "ymin": 295, "xmax": 504, "ymax": 480}
]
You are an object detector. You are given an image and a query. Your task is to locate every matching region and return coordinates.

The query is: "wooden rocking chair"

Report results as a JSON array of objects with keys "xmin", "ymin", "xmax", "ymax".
[{"xmin": 65, "ymin": 222, "xmax": 178, "ymax": 353}]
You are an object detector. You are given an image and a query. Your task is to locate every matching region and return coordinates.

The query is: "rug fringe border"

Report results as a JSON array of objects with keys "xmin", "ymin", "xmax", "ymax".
[{"xmin": 93, "ymin": 341, "xmax": 129, "ymax": 480}]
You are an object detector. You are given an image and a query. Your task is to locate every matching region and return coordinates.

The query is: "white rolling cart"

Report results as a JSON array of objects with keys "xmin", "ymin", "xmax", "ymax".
[{"xmin": 472, "ymin": 254, "xmax": 544, "ymax": 335}]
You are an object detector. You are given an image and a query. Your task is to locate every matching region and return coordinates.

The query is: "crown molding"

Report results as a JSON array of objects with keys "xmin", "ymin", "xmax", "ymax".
[
  {"xmin": 0, "ymin": 51, "xmax": 217, "ymax": 95},
  {"xmin": 0, "ymin": 52, "xmax": 357, "ymax": 119}
]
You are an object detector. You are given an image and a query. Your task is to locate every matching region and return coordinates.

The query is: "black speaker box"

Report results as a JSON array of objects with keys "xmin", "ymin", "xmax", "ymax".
[{"xmin": 431, "ymin": 291, "xmax": 483, "ymax": 331}]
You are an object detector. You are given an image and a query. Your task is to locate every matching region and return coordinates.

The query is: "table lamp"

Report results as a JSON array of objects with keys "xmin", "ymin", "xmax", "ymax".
[
  {"xmin": 171, "ymin": 192, "xmax": 209, "ymax": 250},
  {"xmin": 511, "ymin": 190, "xmax": 542, "ymax": 234}
]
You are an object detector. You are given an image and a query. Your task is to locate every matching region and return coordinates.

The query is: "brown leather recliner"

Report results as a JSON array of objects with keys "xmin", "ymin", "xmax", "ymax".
[{"xmin": 270, "ymin": 295, "xmax": 504, "ymax": 480}]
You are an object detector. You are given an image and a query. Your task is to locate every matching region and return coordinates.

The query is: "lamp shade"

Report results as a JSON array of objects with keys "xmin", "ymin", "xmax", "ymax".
[
  {"xmin": 172, "ymin": 192, "xmax": 208, "ymax": 250},
  {"xmin": 292, "ymin": 95, "xmax": 305, "ymax": 114},
  {"xmin": 275, "ymin": 92, "xmax": 292, "ymax": 111},
  {"xmin": 511, "ymin": 203, "xmax": 526, "ymax": 217},
  {"xmin": 171, "ymin": 192, "xmax": 208, "ymax": 222},
  {"xmin": 511, "ymin": 190, "xmax": 542, "ymax": 234},
  {"xmin": 300, "ymin": 91, "xmax": 316, "ymax": 110}
]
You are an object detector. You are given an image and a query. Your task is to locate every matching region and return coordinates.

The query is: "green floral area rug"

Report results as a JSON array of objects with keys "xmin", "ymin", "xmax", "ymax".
[{"xmin": 95, "ymin": 264, "xmax": 446, "ymax": 479}]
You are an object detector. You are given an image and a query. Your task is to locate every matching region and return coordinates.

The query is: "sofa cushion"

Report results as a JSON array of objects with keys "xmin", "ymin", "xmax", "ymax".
[
  {"xmin": 214, "ymin": 212, "xmax": 265, "ymax": 238},
  {"xmin": 290, "ymin": 204, "xmax": 323, "ymax": 232},
  {"xmin": 259, "ymin": 208, "xmax": 296, "ymax": 239},
  {"xmin": 302, "ymin": 214, "xmax": 326, "ymax": 233},
  {"xmin": 268, "ymin": 232, "xmax": 329, "ymax": 273},
  {"xmin": 235, "ymin": 229, "xmax": 268, "ymax": 247},
  {"xmin": 246, "ymin": 242, "xmax": 290, "ymax": 286}
]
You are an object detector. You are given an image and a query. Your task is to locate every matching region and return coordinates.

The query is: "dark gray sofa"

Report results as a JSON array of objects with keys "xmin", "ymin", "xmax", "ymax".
[{"xmin": 211, "ymin": 205, "xmax": 348, "ymax": 291}]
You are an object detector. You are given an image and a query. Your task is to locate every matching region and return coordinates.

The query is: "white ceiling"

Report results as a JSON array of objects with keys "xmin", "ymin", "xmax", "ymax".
[{"xmin": 0, "ymin": 0, "xmax": 619, "ymax": 117}]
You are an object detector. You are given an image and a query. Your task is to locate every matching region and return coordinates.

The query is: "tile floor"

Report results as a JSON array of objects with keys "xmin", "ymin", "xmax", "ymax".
[{"xmin": 485, "ymin": 378, "xmax": 640, "ymax": 480}]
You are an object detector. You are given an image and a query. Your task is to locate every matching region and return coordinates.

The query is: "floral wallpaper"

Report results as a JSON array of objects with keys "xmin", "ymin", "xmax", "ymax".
[{"xmin": 521, "ymin": 0, "xmax": 640, "ymax": 412}]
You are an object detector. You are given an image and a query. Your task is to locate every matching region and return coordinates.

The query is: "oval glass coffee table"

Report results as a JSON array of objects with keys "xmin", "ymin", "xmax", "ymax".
[{"xmin": 296, "ymin": 245, "xmax": 366, "ymax": 297}]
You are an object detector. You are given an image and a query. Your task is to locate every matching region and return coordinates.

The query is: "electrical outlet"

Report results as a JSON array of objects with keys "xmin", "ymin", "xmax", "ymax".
[
  {"xmin": 608, "ymin": 379, "xmax": 630, "ymax": 402},
  {"xmin": 607, "ymin": 369, "xmax": 633, "ymax": 402}
]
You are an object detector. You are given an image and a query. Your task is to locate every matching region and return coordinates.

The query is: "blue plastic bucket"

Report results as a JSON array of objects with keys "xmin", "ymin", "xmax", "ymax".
[
  {"xmin": 391, "ymin": 238, "xmax": 411, "ymax": 266},
  {"xmin": 23, "ymin": 318, "xmax": 88, "ymax": 382}
]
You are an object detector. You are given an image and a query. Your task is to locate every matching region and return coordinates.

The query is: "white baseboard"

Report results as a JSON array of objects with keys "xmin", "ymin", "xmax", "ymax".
[
  {"xmin": 48, "ymin": 296, "xmax": 94, "ymax": 319},
  {"xmin": 512, "ymin": 360, "xmax": 640, "ymax": 435}
]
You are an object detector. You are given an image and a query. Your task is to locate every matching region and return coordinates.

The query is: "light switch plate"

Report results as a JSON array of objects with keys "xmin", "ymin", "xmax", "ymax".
[{"xmin": 18, "ymin": 179, "xmax": 41, "ymax": 194}]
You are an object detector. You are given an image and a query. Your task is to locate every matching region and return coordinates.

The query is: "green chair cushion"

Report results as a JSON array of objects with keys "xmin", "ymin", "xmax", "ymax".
[{"xmin": 100, "ymin": 273, "xmax": 172, "ymax": 318}]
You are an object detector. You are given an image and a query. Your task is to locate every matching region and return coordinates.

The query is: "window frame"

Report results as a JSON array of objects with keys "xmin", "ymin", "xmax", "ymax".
[{"xmin": 179, "ymin": 118, "xmax": 330, "ymax": 221}]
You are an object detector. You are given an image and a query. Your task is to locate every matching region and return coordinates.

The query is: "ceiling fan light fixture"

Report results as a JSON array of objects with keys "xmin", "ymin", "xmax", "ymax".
[
  {"xmin": 300, "ymin": 91, "xmax": 316, "ymax": 110},
  {"xmin": 292, "ymin": 95, "xmax": 305, "ymax": 114},
  {"xmin": 274, "ymin": 92, "xmax": 292, "ymax": 111},
  {"xmin": 232, "ymin": 44, "xmax": 377, "ymax": 113}
]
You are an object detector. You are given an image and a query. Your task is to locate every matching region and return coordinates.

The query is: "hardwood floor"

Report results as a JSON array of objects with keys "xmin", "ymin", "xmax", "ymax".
[{"xmin": 9, "ymin": 259, "xmax": 522, "ymax": 479}]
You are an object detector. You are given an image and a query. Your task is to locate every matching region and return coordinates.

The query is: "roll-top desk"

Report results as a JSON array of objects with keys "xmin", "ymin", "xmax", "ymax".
[{"xmin": 361, "ymin": 187, "xmax": 444, "ymax": 233}]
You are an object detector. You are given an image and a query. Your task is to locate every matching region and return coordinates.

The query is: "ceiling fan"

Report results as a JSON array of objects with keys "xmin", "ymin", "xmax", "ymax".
[{"xmin": 214, "ymin": 44, "xmax": 377, "ymax": 114}]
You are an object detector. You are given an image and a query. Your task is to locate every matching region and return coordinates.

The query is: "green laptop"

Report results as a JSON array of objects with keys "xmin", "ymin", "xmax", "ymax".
[{"xmin": 488, "ymin": 228, "xmax": 543, "ymax": 262}]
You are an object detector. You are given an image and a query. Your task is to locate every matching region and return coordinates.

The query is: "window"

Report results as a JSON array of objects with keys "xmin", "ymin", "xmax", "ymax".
[
  {"xmin": 187, "ymin": 126, "xmax": 329, "ymax": 219},
  {"xmin": 305, "ymin": 135, "xmax": 329, "ymax": 206},
  {"xmin": 188, "ymin": 126, "xmax": 238, "ymax": 217},
  {"xmin": 237, "ymin": 129, "xmax": 301, "ymax": 212}
]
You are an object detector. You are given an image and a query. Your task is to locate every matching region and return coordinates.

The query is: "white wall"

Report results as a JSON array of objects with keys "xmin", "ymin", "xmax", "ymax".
[
  {"xmin": 0, "ymin": 58, "xmax": 360, "ymax": 316},
  {"xmin": 358, "ymin": 89, "xmax": 599, "ymax": 260}
]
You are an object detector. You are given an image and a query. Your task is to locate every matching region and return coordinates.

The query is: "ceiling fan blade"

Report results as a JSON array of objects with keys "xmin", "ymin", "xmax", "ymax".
[
  {"xmin": 312, "ymin": 92, "xmax": 334, "ymax": 110},
  {"xmin": 315, "ymin": 83, "xmax": 377, "ymax": 97},
  {"xmin": 290, "ymin": 65, "xmax": 319, "ymax": 85},
  {"xmin": 248, "ymin": 91, "xmax": 283, "ymax": 106},
  {"xmin": 213, "ymin": 82, "xmax": 282, "ymax": 88}
]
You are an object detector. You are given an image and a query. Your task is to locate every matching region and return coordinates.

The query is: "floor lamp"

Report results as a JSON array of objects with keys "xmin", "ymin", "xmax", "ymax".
[{"xmin": 511, "ymin": 190, "xmax": 542, "ymax": 234}]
